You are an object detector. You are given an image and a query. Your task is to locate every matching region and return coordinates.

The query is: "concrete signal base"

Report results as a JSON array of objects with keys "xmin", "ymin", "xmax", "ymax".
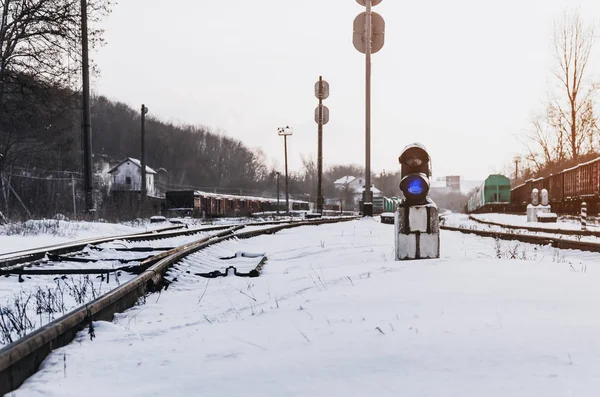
[{"xmin": 394, "ymin": 202, "xmax": 440, "ymax": 260}]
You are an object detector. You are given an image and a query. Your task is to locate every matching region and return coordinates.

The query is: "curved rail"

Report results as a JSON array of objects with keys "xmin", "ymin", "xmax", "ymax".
[
  {"xmin": 0, "ymin": 224, "xmax": 239, "ymax": 270},
  {"xmin": 0, "ymin": 216, "xmax": 357, "ymax": 394}
]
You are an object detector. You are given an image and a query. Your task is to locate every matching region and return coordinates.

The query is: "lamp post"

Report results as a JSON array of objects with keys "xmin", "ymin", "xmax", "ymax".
[
  {"xmin": 276, "ymin": 171, "xmax": 280, "ymax": 215},
  {"xmin": 278, "ymin": 126, "xmax": 293, "ymax": 214}
]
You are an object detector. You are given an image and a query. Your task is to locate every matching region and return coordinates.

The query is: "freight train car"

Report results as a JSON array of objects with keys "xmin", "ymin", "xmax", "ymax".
[
  {"xmin": 165, "ymin": 190, "xmax": 310, "ymax": 217},
  {"xmin": 466, "ymin": 174, "xmax": 511, "ymax": 213},
  {"xmin": 372, "ymin": 196, "xmax": 402, "ymax": 215},
  {"xmin": 510, "ymin": 157, "xmax": 600, "ymax": 215},
  {"xmin": 165, "ymin": 190, "xmax": 201, "ymax": 217}
]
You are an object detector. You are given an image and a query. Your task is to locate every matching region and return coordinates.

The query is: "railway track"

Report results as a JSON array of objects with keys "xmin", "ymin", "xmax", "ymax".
[
  {"xmin": 0, "ymin": 219, "xmax": 315, "ymax": 271},
  {"xmin": 0, "ymin": 223, "xmax": 234, "ymax": 269},
  {"xmin": 467, "ymin": 215, "xmax": 600, "ymax": 238},
  {"xmin": 0, "ymin": 216, "xmax": 356, "ymax": 395},
  {"xmin": 440, "ymin": 224, "xmax": 600, "ymax": 253}
]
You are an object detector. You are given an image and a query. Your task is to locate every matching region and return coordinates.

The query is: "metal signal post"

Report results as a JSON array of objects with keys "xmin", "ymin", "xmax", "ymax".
[
  {"xmin": 353, "ymin": 0, "xmax": 384, "ymax": 217},
  {"xmin": 364, "ymin": 0, "xmax": 372, "ymax": 217},
  {"xmin": 314, "ymin": 76, "xmax": 330, "ymax": 215}
]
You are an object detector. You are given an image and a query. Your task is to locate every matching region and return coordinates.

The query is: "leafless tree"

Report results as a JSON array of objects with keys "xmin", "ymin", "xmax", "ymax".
[
  {"xmin": 548, "ymin": 9, "xmax": 598, "ymax": 161},
  {"xmin": 526, "ymin": 108, "xmax": 565, "ymax": 173},
  {"xmin": 0, "ymin": 0, "xmax": 109, "ymax": 90},
  {"xmin": 0, "ymin": 0, "xmax": 110, "ymax": 205}
]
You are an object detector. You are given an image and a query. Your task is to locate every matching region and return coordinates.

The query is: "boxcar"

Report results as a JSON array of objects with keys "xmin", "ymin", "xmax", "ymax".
[
  {"xmin": 548, "ymin": 172, "xmax": 564, "ymax": 203},
  {"xmin": 165, "ymin": 190, "xmax": 201, "ymax": 216}
]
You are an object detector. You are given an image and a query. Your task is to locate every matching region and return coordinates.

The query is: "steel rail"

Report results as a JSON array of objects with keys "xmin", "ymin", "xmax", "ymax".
[{"xmin": 0, "ymin": 224, "xmax": 237, "ymax": 269}]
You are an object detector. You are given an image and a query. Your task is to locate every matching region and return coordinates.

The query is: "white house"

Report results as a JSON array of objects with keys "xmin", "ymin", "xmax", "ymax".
[
  {"xmin": 108, "ymin": 157, "xmax": 157, "ymax": 196},
  {"xmin": 334, "ymin": 175, "xmax": 383, "ymax": 210}
]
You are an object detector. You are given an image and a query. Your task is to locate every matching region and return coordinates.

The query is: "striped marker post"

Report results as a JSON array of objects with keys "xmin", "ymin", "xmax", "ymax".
[{"xmin": 581, "ymin": 202, "xmax": 587, "ymax": 231}]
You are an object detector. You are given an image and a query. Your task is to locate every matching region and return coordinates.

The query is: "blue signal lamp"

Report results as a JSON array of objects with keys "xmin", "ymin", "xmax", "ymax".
[
  {"xmin": 400, "ymin": 173, "xmax": 430, "ymax": 203},
  {"xmin": 404, "ymin": 174, "xmax": 427, "ymax": 195}
]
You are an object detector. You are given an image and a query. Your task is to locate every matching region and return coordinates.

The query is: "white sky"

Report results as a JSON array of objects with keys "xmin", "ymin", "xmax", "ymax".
[{"xmin": 92, "ymin": 0, "xmax": 600, "ymax": 181}]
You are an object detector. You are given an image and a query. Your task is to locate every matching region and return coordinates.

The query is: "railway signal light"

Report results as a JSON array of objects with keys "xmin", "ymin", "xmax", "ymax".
[
  {"xmin": 394, "ymin": 142, "xmax": 439, "ymax": 260},
  {"xmin": 399, "ymin": 143, "xmax": 431, "ymax": 205}
]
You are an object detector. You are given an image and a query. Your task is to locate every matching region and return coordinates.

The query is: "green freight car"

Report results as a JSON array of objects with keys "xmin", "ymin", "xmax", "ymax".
[
  {"xmin": 384, "ymin": 196, "xmax": 402, "ymax": 212},
  {"xmin": 373, "ymin": 196, "xmax": 402, "ymax": 215},
  {"xmin": 467, "ymin": 174, "xmax": 511, "ymax": 213}
]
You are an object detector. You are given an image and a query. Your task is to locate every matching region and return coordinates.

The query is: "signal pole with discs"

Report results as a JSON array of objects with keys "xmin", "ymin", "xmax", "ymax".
[
  {"xmin": 353, "ymin": 0, "xmax": 385, "ymax": 216},
  {"xmin": 315, "ymin": 76, "xmax": 329, "ymax": 214}
]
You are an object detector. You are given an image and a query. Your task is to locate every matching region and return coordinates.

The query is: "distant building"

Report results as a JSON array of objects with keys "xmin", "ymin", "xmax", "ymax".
[
  {"xmin": 431, "ymin": 175, "xmax": 461, "ymax": 195},
  {"xmin": 446, "ymin": 175, "xmax": 460, "ymax": 192},
  {"xmin": 108, "ymin": 157, "xmax": 157, "ymax": 197},
  {"xmin": 334, "ymin": 175, "xmax": 383, "ymax": 210},
  {"xmin": 431, "ymin": 175, "xmax": 482, "ymax": 196}
]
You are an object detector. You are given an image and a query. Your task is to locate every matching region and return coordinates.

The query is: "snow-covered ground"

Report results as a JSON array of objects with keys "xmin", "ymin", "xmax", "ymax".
[
  {"xmin": 0, "ymin": 219, "xmax": 174, "ymax": 255},
  {"xmin": 11, "ymin": 218, "xmax": 600, "ymax": 397},
  {"xmin": 471, "ymin": 213, "xmax": 600, "ymax": 232}
]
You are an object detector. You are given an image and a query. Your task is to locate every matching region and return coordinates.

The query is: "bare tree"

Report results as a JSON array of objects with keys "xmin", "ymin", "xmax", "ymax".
[
  {"xmin": 0, "ymin": 0, "xmax": 110, "ymax": 186},
  {"xmin": 0, "ymin": 0, "xmax": 109, "ymax": 89},
  {"xmin": 525, "ymin": 108, "xmax": 565, "ymax": 173},
  {"xmin": 300, "ymin": 155, "xmax": 317, "ymax": 197},
  {"xmin": 548, "ymin": 9, "xmax": 598, "ymax": 161}
]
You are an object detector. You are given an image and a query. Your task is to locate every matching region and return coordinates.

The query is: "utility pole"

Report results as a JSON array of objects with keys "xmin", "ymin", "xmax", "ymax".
[
  {"xmin": 71, "ymin": 172, "xmax": 77, "ymax": 218},
  {"xmin": 353, "ymin": 0, "xmax": 384, "ymax": 217},
  {"xmin": 80, "ymin": 0, "xmax": 94, "ymax": 214},
  {"xmin": 278, "ymin": 126, "xmax": 293, "ymax": 214},
  {"xmin": 140, "ymin": 104, "xmax": 148, "ymax": 206},
  {"xmin": 513, "ymin": 156, "xmax": 520, "ymax": 182},
  {"xmin": 314, "ymin": 76, "xmax": 330, "ymax": 215}
]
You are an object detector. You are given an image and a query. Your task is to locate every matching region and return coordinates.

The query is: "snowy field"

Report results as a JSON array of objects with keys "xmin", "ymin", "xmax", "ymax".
[
  {"xmin": 10, "ymin": 218, "xmax": 600, "ymax": 397},
  {"xmin": 0, "ymin": 219, "xmax": 173, "ymax": 255},
  {"xmin": 443, "ymin": 213, "xmax": 600, "ymax": 244},
  {"xmin": 470, "ymin": 213, "xmax": 600, "ymax": 232}
]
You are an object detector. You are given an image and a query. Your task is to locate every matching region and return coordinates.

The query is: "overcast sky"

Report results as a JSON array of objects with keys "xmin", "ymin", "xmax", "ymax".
[{"xmin": 91, "ymin": 0, "xmax": 600, "ymax": 181}]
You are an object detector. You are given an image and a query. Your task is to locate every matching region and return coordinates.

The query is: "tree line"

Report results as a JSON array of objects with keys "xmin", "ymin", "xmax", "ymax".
[
  {"xmin": 517, "ymin": 9, "xmax": 599, "ymax": 182},
  {"xmin": 0, "ymin": 0, "xmax": 407, "ymax": 221}
]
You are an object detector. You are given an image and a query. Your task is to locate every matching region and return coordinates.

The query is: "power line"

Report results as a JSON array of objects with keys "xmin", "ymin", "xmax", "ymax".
[{"xmin": 7, "ymin": 173, "xmax": 82, "ymax": 182}]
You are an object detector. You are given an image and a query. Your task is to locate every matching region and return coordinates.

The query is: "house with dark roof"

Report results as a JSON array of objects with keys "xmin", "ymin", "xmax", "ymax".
[{"xmin": 108, "ymin": 157, "xmax": 157, "ymax": 196}]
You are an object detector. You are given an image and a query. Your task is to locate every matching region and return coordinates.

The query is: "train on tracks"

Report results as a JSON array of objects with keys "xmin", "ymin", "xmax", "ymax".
[
  {"xmin": 466, "ymin": 156, "xmax": 600, "ymax": 215},
  {"xmin": 511, "ymin": 157, "xmax": 600, "ymax": 214},
  {"xmin": 164, "ymin": 190, "xmax": 310, "ymax": 217},
  {"xmin": 466, "ymin": 174, "xmax": 511, "ymax": 213}
]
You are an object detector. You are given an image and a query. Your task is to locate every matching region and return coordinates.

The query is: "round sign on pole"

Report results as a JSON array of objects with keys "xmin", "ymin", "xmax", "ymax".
[
  {"xmin": 315, "ymin": 80, "xmax": 330, "ymax": 100},
  {"xmin": 352, "ymin": 12, "xmax": 385, "ymax": 54},
  {"xmin": 356, "ymin": 0, "xmax": 382, "ymax": 6},
  {"xmin": 315, "ymin": 105, "xmax": 330, "ymax": 125}
]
